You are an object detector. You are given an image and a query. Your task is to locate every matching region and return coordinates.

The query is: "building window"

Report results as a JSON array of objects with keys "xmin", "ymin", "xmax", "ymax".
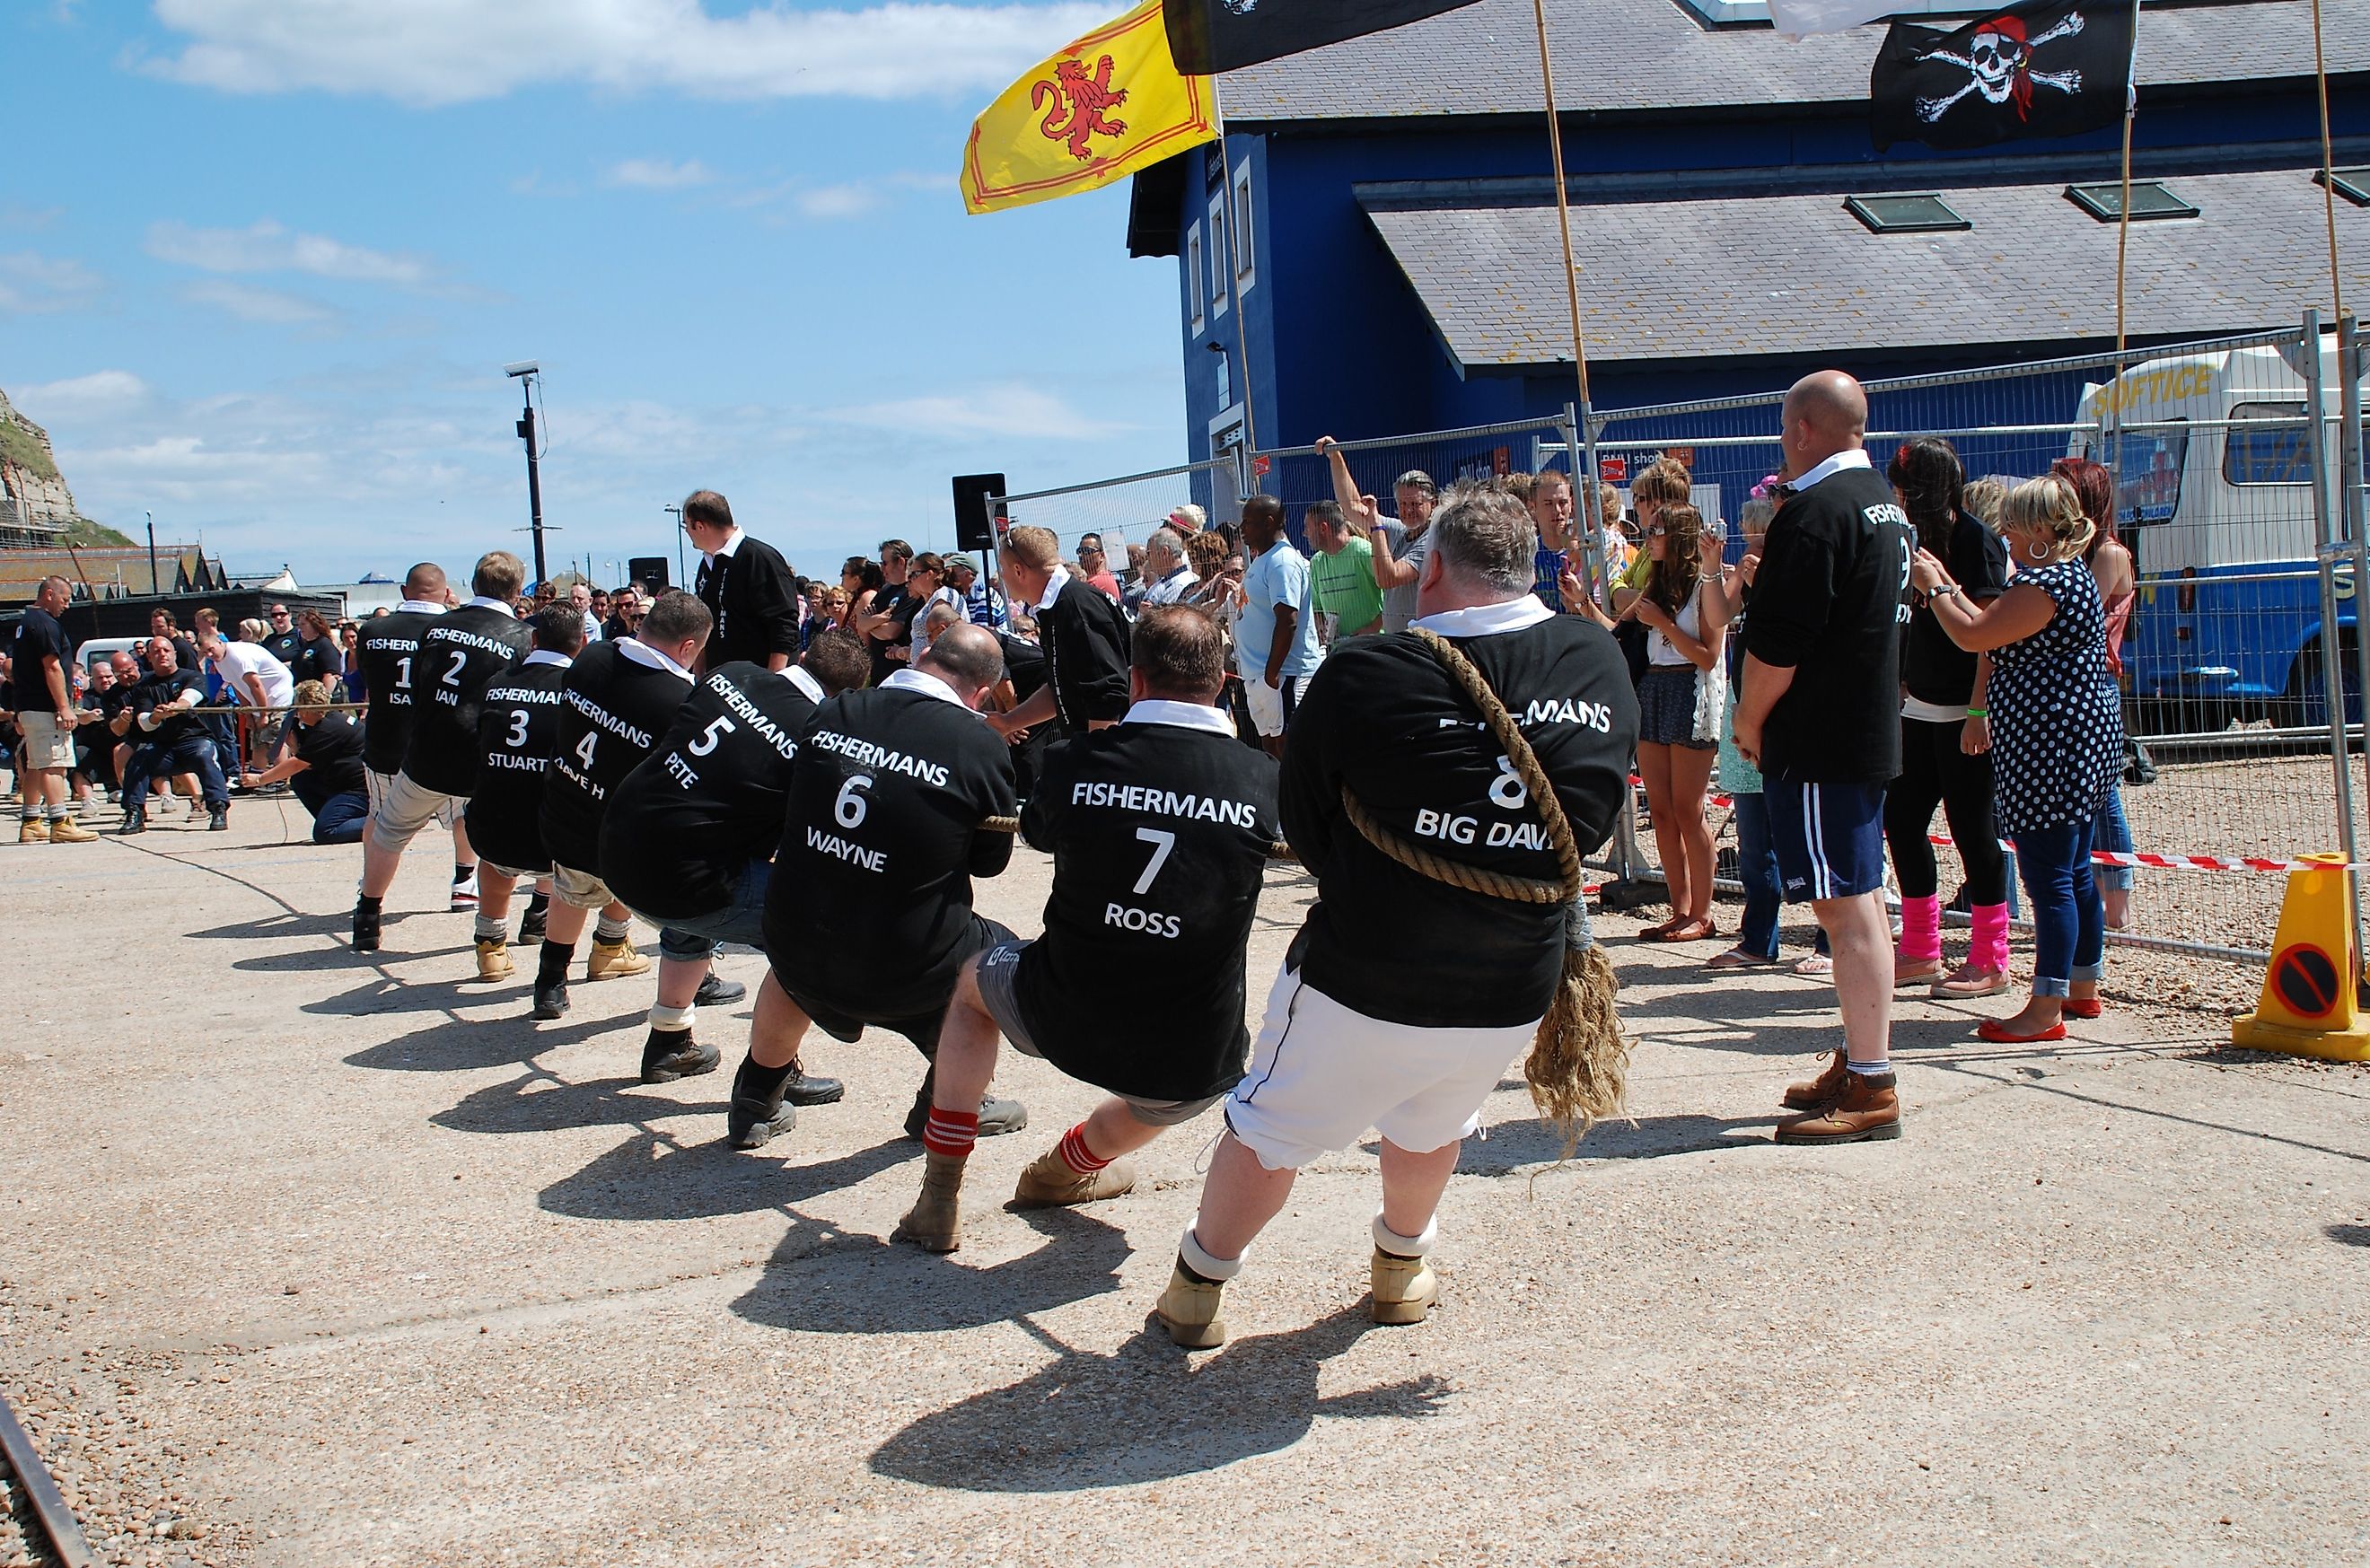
[
  {"xmin": 1186, "ymin": 222, "xmax": 1205, "ymax": 335},
  {"xmin": 2066, "ymin": 181, "xmax": 2199, "ymax": 223},
  {"xmin": 2316, "ymin": 168, "xmax": 2370, "ymax": 207},
  {"xmin": 1232, "ymin": 162, "xmax": 1257, "ymax": 295},
  {"xmin": 1844, "ymin": 194, "xmax": 1970, "ymax": 234},
  {"xmin": 1208, "ymin": 192, "xmax": 1230, "ymax": 320}
]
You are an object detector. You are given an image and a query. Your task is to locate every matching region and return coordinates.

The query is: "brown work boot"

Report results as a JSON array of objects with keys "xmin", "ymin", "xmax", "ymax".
[
  {"xmin": 585, "ymin": 937, "xmax": 652, "ymax": 981},
  {"xmin": 1774, "ymin": 1069, "xmax": 1901, "ymax": 1144},
  {"xmin": 47, "ymin": 815, "xmax": 96, "ymax": 844},
  {"xmin": 1155, "ymin": 1260, "xmax": 1228, "ymax": 1350},
  {"xmin": 891, "ymin": 1151, "xmax": 967, "ymax": 1253},
  {"xmin": 474, "ymin": 938, "xmax": 514, "ymax": 982},
  {"xmin": 18, "ymin": 817, "xmax": 48, "ymax": 844},
  {"xmin": 1369, "ymin": 1248, "xmax": 1440, "ymax": 1327},
  {"xmin": 1011, "ymin": 1147, "xmax": 1137, "ymax": 1209},
  {"xmin": 1779, "ymin": 1048, "xmax": 1849, "ymax": 1111}
]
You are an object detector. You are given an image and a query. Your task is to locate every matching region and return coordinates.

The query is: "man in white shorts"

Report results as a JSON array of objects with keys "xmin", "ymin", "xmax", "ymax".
[
  {"xmin": 1156, "ymin": 486, "xmax": 1637, "ymax": 1348},
  {"xmin": 1233, "ymin": 495, "xmax": 1321, "ymax": 758}
]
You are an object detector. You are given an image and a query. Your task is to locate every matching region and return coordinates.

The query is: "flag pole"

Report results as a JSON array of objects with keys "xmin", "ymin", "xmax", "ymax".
[
  {"xmin": 1208, "ymin": 74, "xmax": 1261, "ymax": 470},
  {"xmin": 2110, "ymin": 0, "xmax": 2141, "ymax": 485},
  {"xmin": 1529, "ymin": 0, "xmax": 1607, "ymax": 604}
]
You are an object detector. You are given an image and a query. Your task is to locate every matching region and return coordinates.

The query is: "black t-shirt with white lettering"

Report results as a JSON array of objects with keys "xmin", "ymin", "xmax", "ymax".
[
  {"xmin": 356, "ymin": 607, "xmax": 442, "ymax": 775},
  {"xmin": 1038, "ymin": 576, "xmax": 1131, "ymax": 728},
  {"xmin": 1013, "ymin": 714, "xmax": 1280, "ymax": 1101},
  {"xmin": 1280, "ymin": 613, "xmax": 1637, "ymax": 1029},
  {"xmin": 463, "ymin": 657, "xmax": 573, "ymax": 874},
  {"xmin": 400, "ymin": 604, "xmax": 533, "ymax": 797},
  {"xmin": 538, "ymin": 640, "xmax": 692, "ymax": 876},
  {"xmin": 131, "ymin": 669, "xmax": 208, "ymax": 748},
  {"xmin": 292, "ymin": 712, "xmax": 367, "ymax": 794},
  {"xmin": 8, "ymin": 607, "xmax": 70, "ymax": 714},
  {"xmin": 761, "ymin": 679, "xmax": 1015, "ymax": 1021},
  {"xmin": 1743, "ymin": 462, "xmax": 1916, "ymax": 783},
  {"xmin": 602, "ymin": 661, "xmax": 825, "ymax": 922}
]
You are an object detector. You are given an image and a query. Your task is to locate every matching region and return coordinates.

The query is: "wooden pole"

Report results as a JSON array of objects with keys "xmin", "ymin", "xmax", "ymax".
[
  {"xmin": 2312, "ymin": 0, "xmax": 2346, "ymax": 320},
  {"xmin": 1209, "ymin": 76, "xmax": 1260, "ymax": 464},
  {"xmin": 1531, "ymin": 0, "xmax": 1609, "ymax": 606}
]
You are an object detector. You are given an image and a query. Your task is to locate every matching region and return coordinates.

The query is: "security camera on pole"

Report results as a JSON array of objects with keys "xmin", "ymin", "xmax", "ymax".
[{"xmin": 505, "ymin": 361, "xmax": 553, "ymax": 586}]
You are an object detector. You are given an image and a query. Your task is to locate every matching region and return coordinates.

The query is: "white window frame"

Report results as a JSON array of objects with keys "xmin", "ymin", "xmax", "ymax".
[
  {"xmin": 1185, "ymin": 221, "xmax": 1205, "ymax": 336},
  {"xmin": 1207, "ymin": 192, "xmax": 1230, "ymax": 320},
  {"xmin": 1232, "ymin": 162, "xmax": 1257, "ymax": 295}
]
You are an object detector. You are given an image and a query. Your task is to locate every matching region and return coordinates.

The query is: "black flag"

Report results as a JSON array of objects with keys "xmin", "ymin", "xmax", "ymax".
[
  {"xmin": 1871, "ymin": 0, "xmax": 2134, "ymax": 152},
  {"xmin": 1164, "ymin": 0, "xmax": 1487, "ymax": 75}
]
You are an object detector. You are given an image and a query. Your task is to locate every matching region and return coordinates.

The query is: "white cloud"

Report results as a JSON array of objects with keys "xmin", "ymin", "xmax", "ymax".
[
  {"xmin": 142, "ymin": 0, "xmax": 1112, "ymax": 105},
  {"xmin": 828, "ymin": 382, "xmax": 1131, "ymax": 439},
  {"xmin": 606, "ymin": 157, "xmax": 719, "ymax": 190},
  {"xmin": 180, "ymin": 278, "xmax": 340, "ymax": 327},
  {"xmin": 145, "ymin": 219, "xmax": 434, "ymax": 288},
  {"xmin": 793, "ymin": 183, "xmax": 883, "ymax": 220},
  {"xmin": 0, "ymin": 250, "xmax": 103, "ymax": 313},
  {"xmin": 13, "ymin": 371, "xmax": 152, "ymax": 416}
]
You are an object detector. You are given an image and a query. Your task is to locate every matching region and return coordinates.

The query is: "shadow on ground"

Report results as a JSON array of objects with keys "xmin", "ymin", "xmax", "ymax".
[
  {"xmin": 545, "ymin": 1131, "xmax": 913, "ymax": 1223},
  {"xmin": 869, "ymin": 1306, "xmax": 1448, "ymax": 1491},
  {"xmin": 735, "ymin": 1206, "xmax": 1131, "ymax": 1335}
]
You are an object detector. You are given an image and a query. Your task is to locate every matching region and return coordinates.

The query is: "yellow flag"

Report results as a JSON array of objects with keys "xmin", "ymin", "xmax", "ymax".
[{"xmin": 961, "ymin": 0, "xmax": 1216, "ymax": 216}]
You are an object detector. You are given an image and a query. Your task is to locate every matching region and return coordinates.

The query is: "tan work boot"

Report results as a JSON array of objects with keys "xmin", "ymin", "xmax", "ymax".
[
  {"xmin": 48, "ymin": 815, "xmax": 96, "ymax": 843},
  {"xmin": 1779, "ymin": 1048, "xmax": 1849, "ymax": 1111},
  {"xmin": 18, "ymin": 817, "xmax": 49, "ymax": 844},
  {"xmin": 1156, "ymin": 1260, "xmax": 1228, "ymax": 1350},
  {"xmin": 1011, "ymin": 1147, "xmax": 1137, "ymax": 1209},
  {"xmin": 585, "ymin": 937, "xmax": 652, "ymax": 981},
  {"xmin": 1369, "ymin": 1248, "xmax": 1440, "ymax": 1326},
  {"xmin": 474, "ymin": 938, "xmax": 514, "ymax": 982},
  {"xmin": 1774, "ymin": 1069, "xmax": 1901, "ymax": 1144},
  {"xmin": 891, "ymin": 1151, "xmax": 967, "ymax": 1253}
]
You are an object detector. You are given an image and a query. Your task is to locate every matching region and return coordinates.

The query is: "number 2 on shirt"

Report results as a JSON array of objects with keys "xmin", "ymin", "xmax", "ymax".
[{"xmin": 441, "ymin": 649, "xmax": 467, "ymax": 687}]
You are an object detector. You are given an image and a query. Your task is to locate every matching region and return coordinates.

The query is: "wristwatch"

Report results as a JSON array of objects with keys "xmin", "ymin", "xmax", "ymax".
[{"xmin": 1928, "ymin": 583, "xmax": 1962, "ymax": 600}]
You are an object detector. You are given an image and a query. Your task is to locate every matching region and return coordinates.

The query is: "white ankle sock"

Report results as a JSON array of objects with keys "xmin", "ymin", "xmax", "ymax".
[
  {"xmin": 1373, "ymin": 1212, "xmax": 1436, "ymax": 1258},
  {"xmin": 1179, "ymin": 1227, "xmax": 1243, "ymax": 1283},
  {"xmin": 647, "ymin": 1002, "xmax": 695, "ymax": 1032}
]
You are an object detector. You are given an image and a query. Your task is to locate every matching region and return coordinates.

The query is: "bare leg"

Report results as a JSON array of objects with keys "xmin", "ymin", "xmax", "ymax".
[
  {"xmin": 748, "ymin": 971, "xmax": 812, "ymax": 1072},
  {"xmin": 1078, "ymin": 1098, "xmax": 1168, "ymax": 1162},
  {"xmin": 358, "ymin": 834, "xmax": 404, "ymax": 899},
  {"xmin": 451, "ymin": 815, "xmax": 474, "ymax": 872},
  {"xmin": 1637, "ymin": 742, "xmax": 1682, "ymax": 922},
  {"xmin": 1378, "ymin": 1137, "xmax": 1461, "ymax": 1240},
  {"xmin": 1672, "ymin": 746, "xmax": 1717, "ymax": 924},
  {"xmin": 542, "ymin": 898, "xmax": 592, "ymax": 950},
  {"xmin": 478, "ymin": 866, "xmax": 517, "ymax": 924},
  {"xmin": 654, "ymin": 955, "xmax": 707, "ymax": 1013},
  {"xmin": 1188, "ymin": 1130, "xmax": 1300, "ymax": 1264},
  {"xmin": 927, "ymin": 959, "xmax": 1000, "ymax": 1116},
  {"xmin": 1814, "ymin": 889, "xmax": 1893, "ymax": 1066}
]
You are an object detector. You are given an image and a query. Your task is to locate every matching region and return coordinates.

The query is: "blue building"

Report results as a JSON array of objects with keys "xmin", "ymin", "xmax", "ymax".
[{"xmin": 1125, "ymin": 0, "xmax": 2369, "ymax": 471}]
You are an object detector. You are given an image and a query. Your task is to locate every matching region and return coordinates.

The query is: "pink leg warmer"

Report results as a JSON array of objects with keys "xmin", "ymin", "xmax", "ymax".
[
  {"xmin": 1900, "ymin": 894, "xmax": 1942, "ymax": 965},
  {"xmin": 1970, "ymin": 902, "xmax": 2011, "ymax": 974}
]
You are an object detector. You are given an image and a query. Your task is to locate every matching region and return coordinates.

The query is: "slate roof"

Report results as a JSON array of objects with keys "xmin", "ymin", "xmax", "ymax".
[
  {"xmin": 1361, "ymin": 165, "xmax": 2369, "ymax": 368},
  {"xmin": 1219, "ymin": 0, "xmax": 2367, "ymax": 122}
]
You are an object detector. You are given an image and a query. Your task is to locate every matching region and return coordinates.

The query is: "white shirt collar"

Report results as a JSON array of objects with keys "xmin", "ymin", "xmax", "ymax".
[
  {"xmin": 397, "ymin": 598, "xmax": 447, "ymax": 614},
  {"xmin": 1413, "ymin": 596, "xmax": 1556, "ymax": 638},
  {"xmin": 617, "ymin": 637, "xmax": 693, "ymax": 680},
  {"xmin": 1123, "ymin": 697, "xmax": 1234, "ymax": 734},
  {"xmin": 1790, "ymin": 448, "xmax": 1874, "ymax": 491},
  {"xmin": 522, "ymin": 650, "xmax": 574, "ymax": 670},
  {"xmin": 882, "ymin": 666, "xmax": 970, "ymax": 708},
  {"xmin": 785, "ymin": 664, "xmax": 826, "ymax": 705},
  {"xmin": 706, "ymin": 528, "xmax": 745, "ymax": 563},
  {"xmin": 1036, "ymin": 564, "xmax": 1072, "ymax": 611},
  {"xmin": 466, "ymin": 596, "xmax": 516, "ymax": 617}
]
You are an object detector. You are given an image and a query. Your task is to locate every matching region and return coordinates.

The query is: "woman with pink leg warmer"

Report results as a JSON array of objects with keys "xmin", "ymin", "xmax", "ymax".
[{"xmin": 1883, "ymin": 438, "xmax": 2014, "ymax": 999}]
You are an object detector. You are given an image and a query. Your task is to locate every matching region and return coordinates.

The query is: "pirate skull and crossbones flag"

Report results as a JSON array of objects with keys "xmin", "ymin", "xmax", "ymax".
[{"xmin": 1871, "ymin": 0, "xmax": 2133, "ymax": 152}]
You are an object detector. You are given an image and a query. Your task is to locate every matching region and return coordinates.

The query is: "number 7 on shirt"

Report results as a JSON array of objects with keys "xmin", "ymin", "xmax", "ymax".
[{"xmin": 1133, "ymin": 828, "xmax": 1175, "ymax": 895}]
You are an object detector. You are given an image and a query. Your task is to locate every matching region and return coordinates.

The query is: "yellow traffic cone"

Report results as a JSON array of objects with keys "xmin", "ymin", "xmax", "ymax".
[{"xmin": 2232, "ymin": 852, "xmax": 2370, "ymax": 1062}]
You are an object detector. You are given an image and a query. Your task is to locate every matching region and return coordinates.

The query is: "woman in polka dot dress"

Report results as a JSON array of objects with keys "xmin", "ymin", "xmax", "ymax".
[{"xmin": 1909, "ymin": 473, "xmax": 2123, "ymax": 1043}]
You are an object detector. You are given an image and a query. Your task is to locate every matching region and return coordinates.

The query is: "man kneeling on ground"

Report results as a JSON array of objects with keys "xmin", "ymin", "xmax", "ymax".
[{"xmin": 895, "ymin": 607, "xmax": 1281, "ymax": 1252}]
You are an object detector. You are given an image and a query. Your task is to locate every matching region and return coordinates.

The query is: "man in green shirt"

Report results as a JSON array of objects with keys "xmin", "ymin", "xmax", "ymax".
[{"xmin": 1305, "ymin": 500, "xmax": 1385, "ymax": 641}]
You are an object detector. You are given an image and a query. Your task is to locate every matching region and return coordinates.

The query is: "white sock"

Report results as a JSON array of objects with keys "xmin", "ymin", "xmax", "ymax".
[
  {"xmin": 647, "ymin": 1002, "xmax": 695, "ymax": 1032},
  {"xmin": 1373, "ymin": 1212, "xmax": 1436, "ymax": 1259},
  {"xmin": 1178, "ymin": 1227, "xmax": 1243, "ymax": 1283}
]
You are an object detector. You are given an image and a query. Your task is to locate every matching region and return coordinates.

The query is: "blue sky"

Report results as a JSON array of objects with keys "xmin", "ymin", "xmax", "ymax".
[{"xmin": 2, "ymin": 0, "xmax": 1186, "ymax": 586}]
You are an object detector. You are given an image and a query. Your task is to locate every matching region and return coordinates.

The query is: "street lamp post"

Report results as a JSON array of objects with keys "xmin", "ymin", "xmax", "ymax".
[
  {"xmin": 145, "ymin": 509, "xmax": 159, "ymax": 596},
  {"xmin": 505, "ymin": 362, "xmax": 549, "ymax": 584},
  {"xmin": 666, "ymin": 504, "xmax": 686, "ymax": 589}
]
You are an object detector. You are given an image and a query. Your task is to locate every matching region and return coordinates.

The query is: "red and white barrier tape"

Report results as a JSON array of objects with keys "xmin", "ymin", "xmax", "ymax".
[{"xmin": 1925, "ymin": 832, "xmax": 2365, "ymax": 875}]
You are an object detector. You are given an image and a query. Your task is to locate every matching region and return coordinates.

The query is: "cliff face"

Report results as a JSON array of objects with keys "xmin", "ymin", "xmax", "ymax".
[{"xmin": 0, "ymin": 386, "xmax": 83, "ymax": 530}]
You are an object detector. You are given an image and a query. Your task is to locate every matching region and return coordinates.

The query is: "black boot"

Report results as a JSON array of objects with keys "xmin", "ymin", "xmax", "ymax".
[
  {"xmin": 207, "ymin": 804, "xmax": 230, "ymax": 831},
  {"xmin": 693, "ymin": 972, "xmax": 747, "ymax": 1007},
  {"xmin": 352, "ymin": 897, "xmax": 382, "ymax": 954},
  {"xmin": 726, "ymin": 1057, "xmax": 800, "ymax": 1151},
  {"xmin": 515, "ymin": 896, "xmax": 548, "ymax": 946},
  {"xmin": 117, "ymin": 807, "xmax": 147, "ymax": 836},
  {"xmin": 902, "ymin": 1073, "xmax": 1027, "ymax": 1139},
  {"xmin": 641, "ymin": 1027, "xmax": 721, "ymax": 1085},
  {"xmin": 530, "ymin": 942, "xmax": 573, "ymax": 1020}
]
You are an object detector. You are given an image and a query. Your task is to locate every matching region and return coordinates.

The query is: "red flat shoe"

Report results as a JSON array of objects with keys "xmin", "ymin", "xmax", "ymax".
[
  {"xmin": 1977, "ymin": 1018, "xmax": 2067, "ymax": 1043},
  {"xmin": 2062, "ymin": 999, "xmax": 2103, "ymax": 1020}
]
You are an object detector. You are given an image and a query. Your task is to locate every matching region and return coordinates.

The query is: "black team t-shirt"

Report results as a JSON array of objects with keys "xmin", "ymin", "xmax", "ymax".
[
  {"xmin": 357, "ymin": 604, "xmax": 443, "ymax": 775},
  {"xmin": 132, "ymin": 669, "xmax": 209, "ymax": 747},
  {"xmin": 761, "ymin": 673, "xmax": 1015, "ymax": 1021},
  {"xmin": 1012, "ymin": 705, "xmax": 1280, "ymax": 1102},
  {"xmin": 1036, "ymin": 572, "xmax": 1132, "ymax": 729},
  {"xmin": 1743, "ymin": 456, "xmax": 1916, "ymax": 784},
  {"xmin": 464, "ymin": 653, "xmax": 574, "ymax": 874},
  {"xmin": 1280, "ymin": 602, "xmax": 1637, "ymax": 1029},
  {"xmin": 538, "ymin": 640, "xmax": 693, "ymax": 877},
  {"xmin": 602, "ymin": 661, "xmax": 827, "ymax": 922},
  {"xmin": 291, "ymin": 712, "xmax": 368, "ymax": 794},
  {"xmin": 8, "ymin": 607, "xmax": 70, "ymax": 714},
  {"xmin": 399, "ymin": 601, "xmax": 531, "ymax": 797},
  {"xmin": 262, "ymin": 628, "xmax": 304, "ymax": 670},
  {"xmin": 865, "ymin": 582, "xmax": 918, "ymax": 687},
  {"xmin": 696, "ymin": 533, "xmax": 803, "ymax": 670},
  {"xmin": 1903, "ymin": 509, "xmax": 2011, "ymax": 707}
]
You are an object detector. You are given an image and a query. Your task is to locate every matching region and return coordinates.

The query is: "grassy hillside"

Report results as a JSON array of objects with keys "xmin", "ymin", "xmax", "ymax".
[{"xmin": 0, "ymin": 417, "xmax": 60, "ymax": 481}]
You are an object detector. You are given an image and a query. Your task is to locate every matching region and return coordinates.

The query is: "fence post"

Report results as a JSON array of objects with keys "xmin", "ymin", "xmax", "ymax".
[
  {"xmin": 2339, "ymin": 313, "xmax": 2370, "ymax": 983},
  {"xmin": 2304, "ymin": 311, "xmax": 2364, "ymax": 968}
]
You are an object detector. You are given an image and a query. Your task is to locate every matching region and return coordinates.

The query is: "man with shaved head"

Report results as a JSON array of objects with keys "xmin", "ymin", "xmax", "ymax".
[
  {"xmin": 9, "ymin": 576, "xmax": 96, "ymax": 842},
  {"xmin": 1733, "ymin": 370, "xmax": 1918, "ymax": 1144}
]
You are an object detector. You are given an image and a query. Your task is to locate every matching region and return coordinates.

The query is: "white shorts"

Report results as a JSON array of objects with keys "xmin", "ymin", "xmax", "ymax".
[
  {"xmin": 366, "ymin": 769, "xmax": 455, "ymax": 833},
  {"xmin": 366, "ymin": 769, "xmax": 461, "ymax": 854},
  {"xmin": 1242, "ymin": 672, "xmax": 1311, "ymax": 738},
  {"xmin": 1224, "ymin": 964, "xmax": 1538, "ymax": 1171}
]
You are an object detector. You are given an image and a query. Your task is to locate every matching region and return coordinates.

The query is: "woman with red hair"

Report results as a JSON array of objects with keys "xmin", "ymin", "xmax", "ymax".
[{"xmin": 2052, "ymin": 456, "xmax": 2137, "ymax": 931}]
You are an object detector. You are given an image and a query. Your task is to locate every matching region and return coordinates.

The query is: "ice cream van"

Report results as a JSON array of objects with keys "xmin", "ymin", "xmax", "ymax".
[{"xmin": 2067, "ymin": 332, "xmax": 2365, "ymax": 734}]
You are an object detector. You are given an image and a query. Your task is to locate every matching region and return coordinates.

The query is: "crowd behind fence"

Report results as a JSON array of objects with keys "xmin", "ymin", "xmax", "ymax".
[{"xmin": 986, "ymin": 318, "xmax": 2369, "ymax": 972}]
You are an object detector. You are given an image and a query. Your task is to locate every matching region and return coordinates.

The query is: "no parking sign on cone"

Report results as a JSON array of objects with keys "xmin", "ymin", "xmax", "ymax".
[{"xmin": 2233, "ymin": 853, "xmax": 2370, "ymax": 1062}]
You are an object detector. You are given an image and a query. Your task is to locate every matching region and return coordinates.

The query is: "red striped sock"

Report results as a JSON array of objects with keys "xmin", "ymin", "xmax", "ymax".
[
  {"xmin": 1057, "ymin": 1123, "xmax": 1112, "ymax": 1175},
  {"xmin": 921, "ymin": 1107, "xmax": 979, "ymax": 1160}
]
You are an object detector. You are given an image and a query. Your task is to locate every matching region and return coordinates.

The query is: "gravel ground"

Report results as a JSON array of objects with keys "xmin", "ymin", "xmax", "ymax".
[{"xmin": 2, "ymin": 802, "xmax": 2366, "ymax": 1567}]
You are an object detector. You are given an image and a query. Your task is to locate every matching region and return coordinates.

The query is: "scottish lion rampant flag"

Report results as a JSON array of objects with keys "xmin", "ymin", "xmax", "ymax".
[
  {"xmin": 1872, "ymin": 0, "xmax": 2133, "ymax": 151},
  {"xmin": 961, "ymin": 0, "xmax": 1217, "ymax": 215}
]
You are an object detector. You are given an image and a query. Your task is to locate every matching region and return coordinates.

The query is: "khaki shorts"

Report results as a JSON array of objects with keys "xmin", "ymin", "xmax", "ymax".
[
  {"xmin": 17, "ymin": 711, "xmax": 75, "ymax": 772},
  {"xmin": 366, "ymin": 769, "xmax": 456, "ymax": 832},
  {"xmin": 550, "ymin": 863, "xmax": 616, "ymax": 912},
  {"xmin": 366, "ymin": 769, "xmax": 463, "ymax": 854}
]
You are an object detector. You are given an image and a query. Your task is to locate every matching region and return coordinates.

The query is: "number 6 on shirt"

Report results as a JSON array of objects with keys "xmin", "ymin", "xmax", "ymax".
[{"xmin": 835, "ymin": 775, "xmax": 873, "ymax": 829}]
